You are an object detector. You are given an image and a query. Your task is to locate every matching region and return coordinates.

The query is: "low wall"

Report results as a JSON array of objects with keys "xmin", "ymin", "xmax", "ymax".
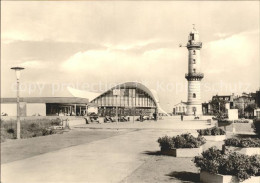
[
  {"xmin": 161, "ymin": 147, "xmax": 202, "ymax": 157},
  {"xmin": 218, "ymin": 123, "xmax": 254, "ymax": 133},
  {"xmin": 203, "ymin": 135, "xmax": 226, "ymax": 141},
  {"xmin": 1, "ymin": 116, "xmax": 85, "ymax": 122},
  {"xmin": 173, "ymin": 115, "xmax": 213, "ymax": 120},
  {"xmin": 68, "ymin": 119, "xmax": 86, "ymax": 126},
  {"xmin": 200, "ymin": 171, "xmax": 260, "ymax": 183}
]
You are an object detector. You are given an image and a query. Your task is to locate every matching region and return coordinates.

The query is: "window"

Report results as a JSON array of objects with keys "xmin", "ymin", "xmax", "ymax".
[
  {"xmin": 193, "ymin": 59, "xmax": 196, "ymax": 64},
  {"xmin": 193, "ymin": 69, "xmax": 196, "ymax": 73},
  {"xmin": 193, "ymin": 50, "xmax": 196, "ymax": 55},
  {"xmin": 193, "ymin": 93, "xmax": 196, "ymax": 98}
]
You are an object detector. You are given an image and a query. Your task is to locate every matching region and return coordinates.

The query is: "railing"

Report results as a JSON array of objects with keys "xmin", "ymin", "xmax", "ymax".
[
  {"xmin": 185, "ymin": 73, "xmax": 204, "ymax": 80},
  {"xmin": 187, "ymin": 41, "xmax": 202, "ymax": 48}
]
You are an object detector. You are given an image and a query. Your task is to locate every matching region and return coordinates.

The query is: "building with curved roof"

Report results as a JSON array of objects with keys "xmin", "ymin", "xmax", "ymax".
[{"xmin": 69, "ymin": 82, "xmax": 167, "ymax": 117}]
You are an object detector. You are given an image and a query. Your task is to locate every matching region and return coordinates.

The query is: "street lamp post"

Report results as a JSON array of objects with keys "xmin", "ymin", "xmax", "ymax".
[
  {"xmin": 113, "ymin": 89, "xmax": 120, "ymax": 125},
  {"xmin": 11, "ymin": 67, "xmax": 25, "ymax": 139}
]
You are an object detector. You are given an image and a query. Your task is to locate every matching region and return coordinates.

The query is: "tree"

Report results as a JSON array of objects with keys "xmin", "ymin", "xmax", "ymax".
[
  {"xmin": 209, "ymin": 97, "xmax": 227, "ymax": 118},
  {"xmin": 234, "ymin": 104, "xmax": 244, "ymax": 118},
  {"xmin": 244, "ymin": 104, "xmax": 256, "ymax": 119},
  {"xmin": 244, "ymin": 103, "xmax": 256, "ymax": 112}
]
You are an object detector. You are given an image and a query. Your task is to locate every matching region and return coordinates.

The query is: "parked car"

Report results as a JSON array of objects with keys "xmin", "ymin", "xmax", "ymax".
[
  {"xmin": 1, "ymin": 112, "xmax": 8, "ymax": 116},
  {"xmin": 88, "ymin": 112, "xmax": 99, "ymax": 121}
]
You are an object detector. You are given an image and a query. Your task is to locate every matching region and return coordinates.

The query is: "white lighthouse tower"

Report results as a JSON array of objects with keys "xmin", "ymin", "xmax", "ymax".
[{"xmin": 184, "ymin": 25, "xmax": 204, "ymax": 116}]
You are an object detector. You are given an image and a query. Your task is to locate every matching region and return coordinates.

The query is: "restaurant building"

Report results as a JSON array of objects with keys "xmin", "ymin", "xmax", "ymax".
[{"xmin": 1, "ymin": 82, "xmax": 166, "ymax": 117}]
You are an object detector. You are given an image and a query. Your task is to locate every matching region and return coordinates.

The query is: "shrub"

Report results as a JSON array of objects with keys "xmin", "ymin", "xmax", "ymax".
[
  {"xmin": 42, "ymin": 128, "xmax": 55, "ymax": 136},
  {"xmin": 7, "ymin": 128, "xmax": 15, "ymax": 134},
  {"xmin": 224, "ymin": 138, "xmax": 260, "ymax": 148},
  {"xmin": 1, "ymin": 118, "xmax": 62, "ymax": 141},
  {"xmin": 1, "ymin": 128, "xmax": 15, "ymax": 142},
  {"xmin": 218, "ymin": 119, "xmax": 233, "ymax": 124},
  {"xmin": 193, "ymin": 147, "xmax": 224, "ymax": 174},
  {"xmin": 197, "ymin": 127, "xmax": 226, "ymax": 136},
  {"xmin": 158, "ymin": 133, "xmax": 206, "ymax": 150},
  {"xmin": 234, "ymin": 119, "xmax": 250, "ymax": 123},
  {"xmin": 193, "ymin": 147, "xmax": 260, "ymax": 181},
  {"xmin": 214, "ymin": 112, "xmax": 228, "ymax": 121},
  {"xmin": 157, "ymin": 136, "xmax": 174, "ymax": 151},
  {"xmin": 1, "ymin": 120, "xmax": 16, "ymax": 141},
  {"xmin": 51, "ymin": 118, "xmax": 62, "ymax": 126},
  {"xmin": 21, "ymin": 122, "xmax": 56, "ymax": 138}
]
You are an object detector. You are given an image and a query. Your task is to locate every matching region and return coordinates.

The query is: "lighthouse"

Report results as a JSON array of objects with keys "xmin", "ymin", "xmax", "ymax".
[{"xmin": 184, "ymin": 25, "xmax": 204, "ymax": 116}]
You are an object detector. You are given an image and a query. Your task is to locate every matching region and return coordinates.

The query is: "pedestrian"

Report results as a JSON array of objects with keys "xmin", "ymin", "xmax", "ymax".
[
  {"xmin": 181, "ymin": 114, "xmax": 183, "ymax": 121},
  {"xmin": 140, "ymin": 111, "xmax": 143, "ymax": 122},
  {"xmin": 153, "ymin": 112, "xmax": 157, "ymax": 121}
]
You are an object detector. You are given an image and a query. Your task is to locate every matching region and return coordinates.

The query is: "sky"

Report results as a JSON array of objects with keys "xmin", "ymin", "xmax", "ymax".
[{"xmin": 1, "ymin": 1, "xmax": 259, "ymax": 112}]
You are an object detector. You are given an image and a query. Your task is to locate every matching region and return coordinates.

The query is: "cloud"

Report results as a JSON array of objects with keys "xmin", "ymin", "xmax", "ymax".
[
  {"xmin": 103, "ymin": 39, "xmax": 161, "ymax": 51},
  {"xmin": 213, "ymin": 32, "xmax": 230, "ymax": 39},
  {"xmin": 3, "ymin": 1, "xmax": 258, "ymax": 46},
  {"xmin": 62, "ymin": 50, "xmax": 116, "ymax": 71},
  {"xmin": 61, "ymin": 45, "xmax": 185, "ymax": 86},
  {"xmin": 62, "ymin": 46, "xmax": 183, "ymax": 72},
  {"xmin": 203, "ymin": 29, "xmax": 259, "ymax": 73},
  {"xmin": 20, "ymin": 60, "xmax": 47, "ymax": 69},
  {"xmin": 201, "ymin": 30, "xmax": 259, "ymax": 98},
  {"xmin": 1, "ymin": 31, "xmax": 36, "ymax": 44}
]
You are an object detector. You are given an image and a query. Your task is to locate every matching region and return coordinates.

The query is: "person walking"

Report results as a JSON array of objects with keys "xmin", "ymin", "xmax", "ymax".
[
  {"xmin": 181, "ymin": 114, "xmax": 183, "ymax": 121},
  {"xmin": 153, "ymin": 112, "xmax": 157, "ymax": 121},
  {"xmin": 139, "ymin": 111, "xmax": 143, "ymax": 122}
]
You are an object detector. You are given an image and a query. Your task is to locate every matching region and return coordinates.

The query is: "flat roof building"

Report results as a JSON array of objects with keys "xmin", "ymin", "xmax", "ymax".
[{"xmin": 1, "ymin": 82, "xmax": 167, "ymax": 117}]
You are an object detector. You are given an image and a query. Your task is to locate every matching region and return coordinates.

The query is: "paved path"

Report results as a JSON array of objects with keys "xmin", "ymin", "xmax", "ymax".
[
  {"xmin": 1, "ymin": 118, "xmax": 214, "ymax": 183},
  {"xmin": 1, "ymin": 129, "xmax": 179, "ymax": 183},
  {"xmin": 1, "ymin": 129, "xmax": 132, "ymax": 164}
]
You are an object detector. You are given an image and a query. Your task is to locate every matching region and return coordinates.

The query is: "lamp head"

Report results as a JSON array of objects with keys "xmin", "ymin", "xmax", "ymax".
[{"xmin": 11, "ymin": 67, "xmax": 25, "ymax": 80}]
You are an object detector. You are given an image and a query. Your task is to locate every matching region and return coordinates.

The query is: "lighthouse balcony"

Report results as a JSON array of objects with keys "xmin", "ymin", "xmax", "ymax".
[
  {"xmin": 187, "ymin": 41, "xmax": 202, "ymax": 48},
  {"xmin": 185, "ymin": 73, "xmax": 204, "ymax": 80}
]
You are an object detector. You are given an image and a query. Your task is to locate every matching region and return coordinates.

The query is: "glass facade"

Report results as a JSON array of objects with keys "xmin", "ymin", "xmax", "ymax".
[
  {"xmin": 46, "ymin": 103, "xmax": 86, "ymax": 116},
  {"xmin": 91, "ymin": 88, "xmax": 157, "ymax": 117}
]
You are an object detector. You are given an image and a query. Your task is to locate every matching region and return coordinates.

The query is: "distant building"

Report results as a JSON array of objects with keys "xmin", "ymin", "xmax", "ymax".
[
  {"xmin": 208, "ymin": 94, "xmax": 235, "ymax": 114},
  {"xmin": 173, "ymin": 101, "xmax": 187, "ymax": 115},
  {"xmin": 256, "ymin": 90, "xmax": 260, "ymax": 108},
  {"xmin": 233, "ymin": 92, "xmax": 256, "ymax": 118},
  {"xmin": 1, "ymin": 86, "xmax": 90, "ymax": 117},
  {"xmin": 212, "ymin": 94, "xmax": 235, "ymax": 110},
  {"xmin": 202, "ymin": 94, "xmax": 235, "ymax": 115},
  {"xmin": 206, "ymin": 92, "xmax": 257, "ymax": 118}
]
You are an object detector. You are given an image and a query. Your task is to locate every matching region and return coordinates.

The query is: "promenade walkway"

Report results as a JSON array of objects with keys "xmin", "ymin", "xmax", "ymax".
[{"xmin": 1, "ymin": 117, "xmax": 214, "ymax": 183}]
